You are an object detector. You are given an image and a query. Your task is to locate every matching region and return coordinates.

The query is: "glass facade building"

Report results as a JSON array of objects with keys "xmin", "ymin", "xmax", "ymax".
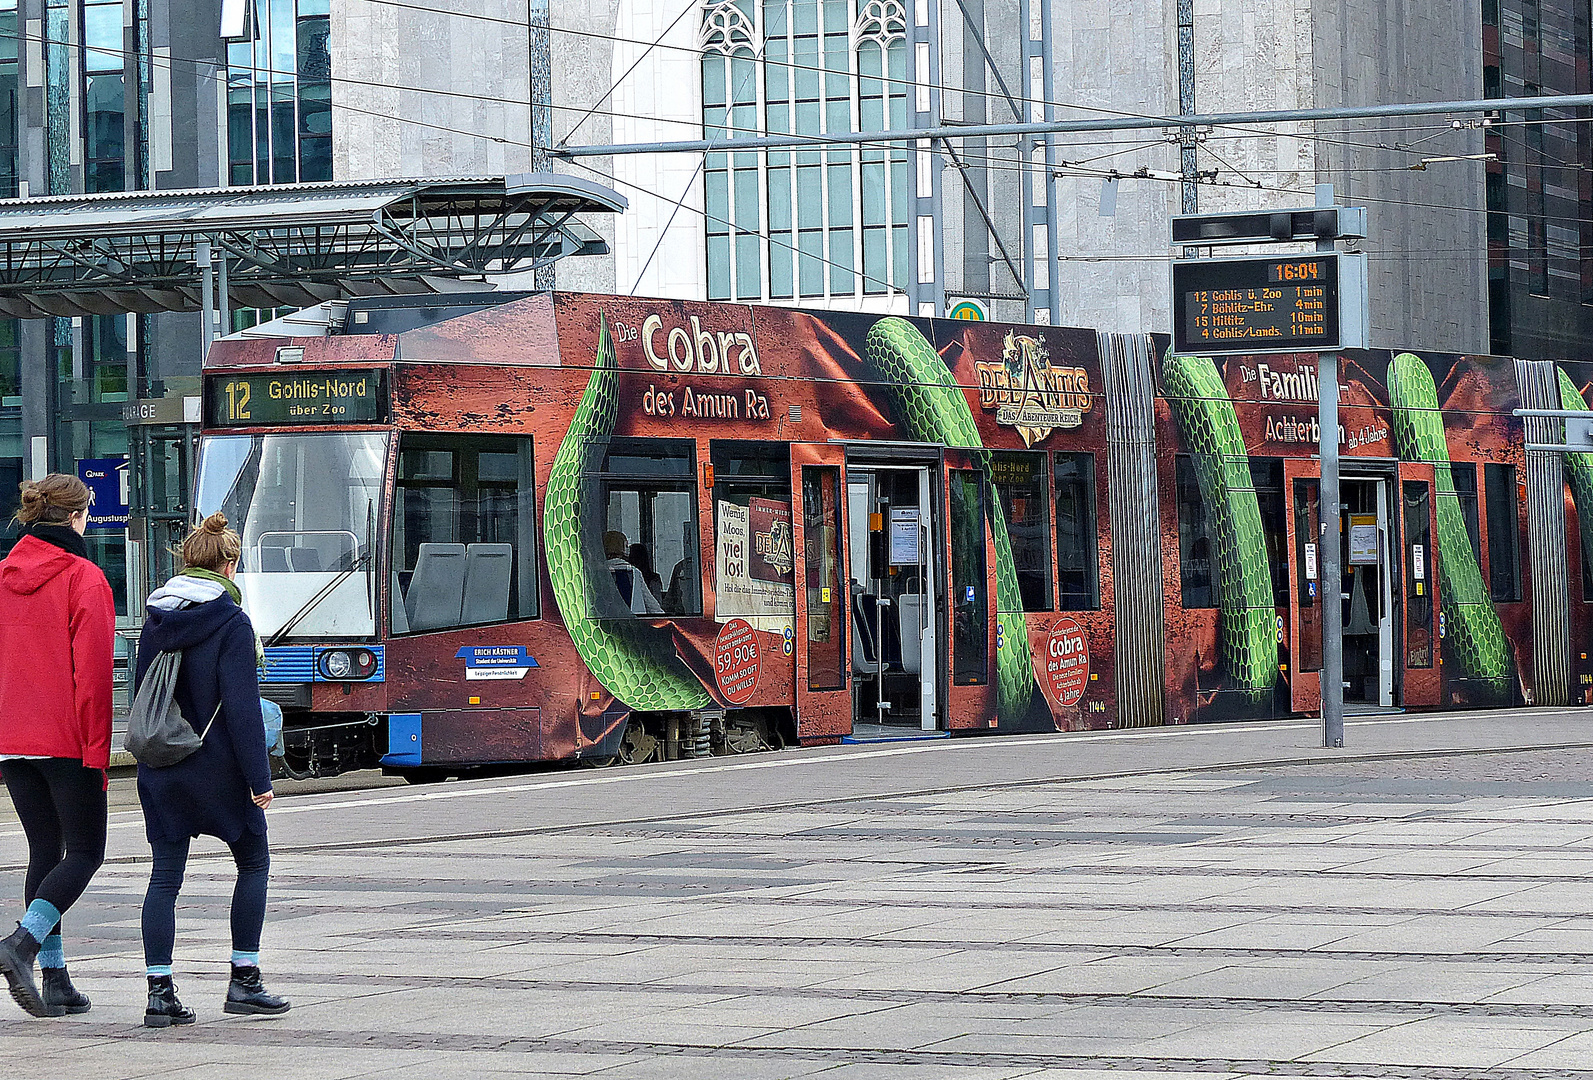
[{"xmin": 226, "ymin": 0, "xmax": 332, "ymax": 185}]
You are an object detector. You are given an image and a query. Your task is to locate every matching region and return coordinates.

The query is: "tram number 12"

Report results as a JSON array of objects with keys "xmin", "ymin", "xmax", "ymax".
[{"xmin": 222, "ymin": 380, "xmax": 252, "ymax": 421}]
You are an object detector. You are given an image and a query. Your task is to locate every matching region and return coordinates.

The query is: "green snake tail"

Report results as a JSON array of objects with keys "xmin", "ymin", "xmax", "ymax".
[
  {"xmin": 1556, "ymin": 367, "xmax": 1593, "ymax": 589},
  {"xmin": 863, "ymin": 317, "xmax": 1036, "ymax": 723},
  {"xmin": 1160, "ymin": 352, "xmax": 1277, "ymax": 703},
  {"xmin": 544, "ymin": 314, "xmax": 710, "ymax": 711},
  {"xmin": 1387, "ymin": 352, "xmax": 1512, "ymax": 699}
]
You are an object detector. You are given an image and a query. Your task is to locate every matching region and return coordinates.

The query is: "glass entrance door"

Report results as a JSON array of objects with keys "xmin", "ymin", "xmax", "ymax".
[{"xmin": 847, "ymin": 464, "xmax": 939, "ymax": 729}]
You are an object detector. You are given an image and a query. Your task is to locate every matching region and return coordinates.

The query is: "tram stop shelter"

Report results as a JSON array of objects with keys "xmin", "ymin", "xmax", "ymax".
[
  {"xmin": 0, "ymin": 172, "xmax": 626, "ymax": 318},
  {"xmin": 0, "ymin": 174, "xmax": 625, "ymax": 629}
]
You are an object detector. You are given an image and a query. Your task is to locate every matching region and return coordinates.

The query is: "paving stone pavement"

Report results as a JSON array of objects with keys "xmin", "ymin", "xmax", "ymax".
[{"xmin": 2, "ymin": 709, "xmax": 1593, "ymax": 1078}]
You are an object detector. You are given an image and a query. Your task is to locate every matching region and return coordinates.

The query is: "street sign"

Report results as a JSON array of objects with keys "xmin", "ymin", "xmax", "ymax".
[
  {"xmin": 1171, "ymin": 252, "xmax": 1366, "ymax": 354},
  {"xmin": 76, "ymin": 456, "xmax": 130, "ymax": 531}
]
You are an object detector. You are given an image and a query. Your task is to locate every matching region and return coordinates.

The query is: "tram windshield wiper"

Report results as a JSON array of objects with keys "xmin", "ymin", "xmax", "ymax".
[{"xmin": 265, "ymin": 551, "xmax": 373, "ymax": 648}]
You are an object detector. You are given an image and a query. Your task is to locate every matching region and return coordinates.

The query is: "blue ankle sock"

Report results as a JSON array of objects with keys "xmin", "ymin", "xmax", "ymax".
[
  {"xmin": 18, "ymin": 900, "xmax": 60, "ymax": 945},
  {"xmin": 145, "ymin": 964, "xmax": 172, "ymax": 978},
  {"xmin": 231, "ymin": 951, "xmax": 259, "ymax": 968},
  {"xmin": 37, "ymin": 933, "xmax": 63, "ymax": 969}
]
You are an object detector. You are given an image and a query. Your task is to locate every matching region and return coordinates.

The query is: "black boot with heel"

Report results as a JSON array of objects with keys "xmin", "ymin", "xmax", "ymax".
[
  {"xmin": 223, "ymin": 964, "xmax": 289, "ymax": 1015},
  {"xmin": 41, "ymin": 967, "xmax": 90, "ymax": 1015},
  {"xmin": 144, "ymin": 975, "xmax": 195, "ymax": 1028},
  {"xmin": 0, "ymin": 924, "xmax": 45, "ymax": 1017}
]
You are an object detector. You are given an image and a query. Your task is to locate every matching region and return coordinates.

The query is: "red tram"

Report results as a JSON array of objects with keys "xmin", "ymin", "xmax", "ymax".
[{"xmin": 195, "ymin": 292, "xmax": 1592, "ymax": 779}]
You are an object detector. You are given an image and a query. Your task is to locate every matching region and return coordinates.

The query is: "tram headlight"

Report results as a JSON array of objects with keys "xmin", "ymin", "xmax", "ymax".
[{"xmin": 317, "ymin": 649, "xmax": 377, "ymax": 681}]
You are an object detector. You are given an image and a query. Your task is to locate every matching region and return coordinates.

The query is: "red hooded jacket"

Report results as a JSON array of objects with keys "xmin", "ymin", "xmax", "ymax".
[{"xmin": 0, "ymin": 533, "xmax": 116, "ymax": 768}]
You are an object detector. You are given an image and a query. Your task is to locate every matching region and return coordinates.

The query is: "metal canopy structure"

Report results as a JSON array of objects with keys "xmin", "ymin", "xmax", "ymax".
[{"xmin": 0, "ymin": 173, "xmax": 626, "ymax": 318}]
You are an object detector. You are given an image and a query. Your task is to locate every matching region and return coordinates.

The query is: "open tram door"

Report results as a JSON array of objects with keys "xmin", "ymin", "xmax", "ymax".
[
  {"xmin": 791, "ymin": 444, "xmax": 852, "ymax": 740},
  {"xmin": 1287, "ymin": 459, "xmax": 1439, "ymax": 713},
  {"xmin": 843, "ymin": 458, "xmax": 941, "ymax": 732}
]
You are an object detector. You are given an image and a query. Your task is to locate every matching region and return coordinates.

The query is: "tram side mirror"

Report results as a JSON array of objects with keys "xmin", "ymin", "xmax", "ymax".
[{"xmin": 868, "ymin": 511, "xmax": 886, "ymax": 581}]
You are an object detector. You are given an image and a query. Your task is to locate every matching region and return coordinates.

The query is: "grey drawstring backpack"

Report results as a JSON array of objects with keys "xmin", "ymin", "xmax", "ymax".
[{"xmin": 125, "ymin": 651, "xmax": 220, "ymax": 768}]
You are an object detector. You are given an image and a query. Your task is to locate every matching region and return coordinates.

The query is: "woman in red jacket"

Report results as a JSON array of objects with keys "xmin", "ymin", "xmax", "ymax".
[{"xmin": 0, "ymin": 474, "xmax": 115, "ymax": 1018}]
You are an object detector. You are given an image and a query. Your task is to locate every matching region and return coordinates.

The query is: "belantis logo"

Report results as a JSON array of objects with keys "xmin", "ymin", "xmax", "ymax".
[{"xmin": 974, "ymin": 332, "xmax": 1091, "ymax": 447}]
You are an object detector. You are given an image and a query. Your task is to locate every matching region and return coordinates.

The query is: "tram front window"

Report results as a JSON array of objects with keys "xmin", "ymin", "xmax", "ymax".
[{"xmin": 194, "ymin": 432, "xmax": 388, "ymax": 640}]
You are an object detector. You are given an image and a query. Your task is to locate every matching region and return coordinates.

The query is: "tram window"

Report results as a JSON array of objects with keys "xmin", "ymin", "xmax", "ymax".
[
  {"xmin": 391, "ymin": 435, "xmax": 539, "ymax": 632},
  {"xmin": 601, "ymin": 438, "xmax": 700, "ymax": 617},
  {"xmin": 1580, "ymin": 491, "xmax": 1593, "ymax": 602},
  {"xmin": 1403, "ymin": 480, "xmax": 1433, "ymax": 668},
  {"xmin": 711, "ymin": 441, "xmax": 795, "ymax": 619},
  {"xmin": 1450, "ymin": 463, "xmax": 1483, "ymax": 568},
  {"xmin": 1294, "ymin": 478, "xmax": 1323, "ymax": 673},
  {"xmin": 992, "ymin": 451, "xmax": 1053, "ymax": 611},
  {"xmin": 1175, "ymin": 455, "xmax": 1214, "ymax": 609},
  {"xmin": 949, "ymin": 468, "xmax": 988, "ymax": 684},
  {"xmin": 1054, "ymin": 452, "xmax": 1099, "ymax": 611},
  {"xmin": 1250, "ymin": 458, "xmax": 1288, "ymax": 607},
  {"xmin": 802, "ymin": 465, "xmax": 844, "ymax": 690},
  {"xmin": 1484, "ymin": 463, "xmax": 1522, "ymax": 602}
]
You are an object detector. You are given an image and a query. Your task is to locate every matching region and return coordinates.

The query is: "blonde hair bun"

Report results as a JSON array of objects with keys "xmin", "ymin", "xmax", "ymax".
[{"xmin": 182, "ymin": 512, "xmax": 242, "ymax": 571}]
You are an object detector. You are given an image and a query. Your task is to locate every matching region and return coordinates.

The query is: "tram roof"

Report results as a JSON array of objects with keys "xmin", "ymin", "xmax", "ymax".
[{"xmin": 0, "ymin": 174, "xmax": 625, "ymax": 319}]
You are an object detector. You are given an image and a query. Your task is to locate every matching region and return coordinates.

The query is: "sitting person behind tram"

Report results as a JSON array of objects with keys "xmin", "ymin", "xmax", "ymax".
[{"xmin": 605, "ymin": 530, "xmax": 664, "ymax": 615}]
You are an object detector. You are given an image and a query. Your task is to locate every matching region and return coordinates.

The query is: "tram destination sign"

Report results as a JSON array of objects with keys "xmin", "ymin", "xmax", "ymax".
[
  {"xmin": 1171, "ymin": 253, "xmax": 1363, "ymax": 354},
  {"xmin": 204, "ymin": 369, "xmax": 389, "ymax": 426}
]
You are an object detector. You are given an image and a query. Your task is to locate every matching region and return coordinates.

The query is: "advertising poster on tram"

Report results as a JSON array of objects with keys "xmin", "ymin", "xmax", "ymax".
[{"xmin": 1154, "ymin": 339, "xmax": 1529, "ymax": 721}]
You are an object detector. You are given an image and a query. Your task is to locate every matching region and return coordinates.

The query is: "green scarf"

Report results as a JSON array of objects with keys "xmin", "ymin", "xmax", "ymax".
[{"xmin": 181, "ymin": 566, "xmax": 242, "ymax": 604}]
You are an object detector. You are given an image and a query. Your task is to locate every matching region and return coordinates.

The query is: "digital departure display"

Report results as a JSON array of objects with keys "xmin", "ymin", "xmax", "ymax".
[
  {"xmin": 1172, "ymin": 255, "xmax": 1342, "ymax": 354},
  {"xmin": 204, "ymin": 370, "xmax": 389, "ymax": 426}
]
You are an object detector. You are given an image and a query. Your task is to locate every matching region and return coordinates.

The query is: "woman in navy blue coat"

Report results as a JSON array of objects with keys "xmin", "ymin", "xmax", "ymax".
[{"xmin": 132, "ymin": 513, "xmax": 289, "ymax": 1027}]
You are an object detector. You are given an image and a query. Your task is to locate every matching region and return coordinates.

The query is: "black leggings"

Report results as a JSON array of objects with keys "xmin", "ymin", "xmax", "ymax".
[
  {"xmin": 142, "ymin": 829, "xmax": 270, "ymax": 967},
  {"xmin": 0, "ymin": 758, "xmax": 108, "ymax": 930}
]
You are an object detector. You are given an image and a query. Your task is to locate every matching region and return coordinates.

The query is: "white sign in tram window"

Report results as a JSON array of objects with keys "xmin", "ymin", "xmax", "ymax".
[
  {"xmin": 1303, "ymin": 542, "xmax": 1317, "ymax": 580},
  {"xmin": 1412, "ymin": 543, "xmax": 1425, "ymax": 580},
  {"xmin": 1348, "ymin": 516, "xmax": 1380, "ymax": 565},
  {"xmin": 889, "ymin": 507, "xmax": 920, "ymax": 565}
]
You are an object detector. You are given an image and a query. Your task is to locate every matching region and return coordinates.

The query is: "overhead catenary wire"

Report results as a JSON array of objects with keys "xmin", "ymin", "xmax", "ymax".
[{"xmin": 20, "ymin": 17, "xmax": 1593, "ymax": 252}]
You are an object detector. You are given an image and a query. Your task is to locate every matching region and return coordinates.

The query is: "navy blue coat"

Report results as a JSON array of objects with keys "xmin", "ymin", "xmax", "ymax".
[{"xmin": 133, "ymin": 593, "xmax": 271, "ymax": 844}]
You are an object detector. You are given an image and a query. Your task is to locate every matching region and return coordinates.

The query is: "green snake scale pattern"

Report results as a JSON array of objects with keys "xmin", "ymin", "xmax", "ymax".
[
  {"xmin": 543, "ymin": 314, "xmax": 711, "ymax": 711},
  {"xmin": 863, "ymin": 317, "xmax": 1036, "ymax": 723},
  {"xmin": 1556, "ymin": 367, "xmax": 1593, "ymax": 581},
  {"xmin": 1160, "ymin": 352, "xmax": 1278, "ymax": 703},
  {"xmin": 1387, "ymin": 352, "xmax": 1512, "ymax": 700}
]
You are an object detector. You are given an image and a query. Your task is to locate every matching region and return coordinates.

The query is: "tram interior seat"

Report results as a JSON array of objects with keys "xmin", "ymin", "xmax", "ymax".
[
  {"xmin": 258, "ymin": 546, "xmax": 291, "ymax": 573},
  {"xmin": 897, "ymin": 594, "xmax": 923, "ymax": 676},
  {"xmin": 461, "ymin": 543, "xmax": 513, "ymax": 625},
  {"xmin": 851, "ymin": 596, "xmax": 878, "ymax": 675},
  {"xmin": 406, "ymin": 543, "xmax": 466, "ymax": 632},
  {"xmin": 390, "ymin": 573, "xmax": 410, "ymax": 635},
  {"xmin": 288, "ymin": 547, "xmax": 323, "ymax": 573}
]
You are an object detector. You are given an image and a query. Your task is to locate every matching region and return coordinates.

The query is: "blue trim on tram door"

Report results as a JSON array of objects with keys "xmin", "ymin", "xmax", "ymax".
[{"xmin": 383, "ymin": 713, "xmax": 423, "ymax": 766}]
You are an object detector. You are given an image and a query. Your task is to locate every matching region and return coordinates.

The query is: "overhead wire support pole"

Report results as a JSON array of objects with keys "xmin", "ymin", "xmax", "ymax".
[{"xmin": 555, "ymin": 91, "xmax": 1593, "ymax": 157}]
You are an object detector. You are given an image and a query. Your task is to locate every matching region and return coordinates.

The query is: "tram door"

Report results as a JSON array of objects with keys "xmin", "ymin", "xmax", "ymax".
[
  {"xmin": 847, "ymin": 465, "xmax": 939, "ymax": 729},
  {"xmin": 1340, "ymin": 476, "xmax": 1396, "ymax": 706}
]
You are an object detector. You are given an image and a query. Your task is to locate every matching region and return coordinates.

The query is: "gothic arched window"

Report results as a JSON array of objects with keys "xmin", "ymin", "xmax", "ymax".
[{"xmin": 701, "ymin": 0, "xmax": 908, "ymax": 303}]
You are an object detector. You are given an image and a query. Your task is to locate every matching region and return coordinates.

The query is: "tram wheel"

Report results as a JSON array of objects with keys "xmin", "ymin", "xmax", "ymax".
[
  {"xmin": 616, "ymin": 720, "xmax": 659, "ymax": 765},
  {"xmin": 724, "ymin": 716, "xmax": 772, "ymax": 754}
]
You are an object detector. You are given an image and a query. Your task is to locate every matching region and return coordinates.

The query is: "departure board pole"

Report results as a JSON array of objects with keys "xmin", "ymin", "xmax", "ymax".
[
  {"xmin": 1320, "ymin": 347, "xmax": 1343, "ymax": 748},
  {"xmin": 1317, "ymin": 183, "xmax": 1344, "ymax": 749}
]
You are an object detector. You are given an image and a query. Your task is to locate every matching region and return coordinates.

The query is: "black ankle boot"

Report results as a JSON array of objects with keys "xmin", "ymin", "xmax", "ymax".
[
  {"xmin": 0, "ymin": 924, "xmax": 45, "ymax": 1018},
  {"xmin": 223, "ymin": 964, "xmax": 289, "ymax": 1016},
  {"xmin": 41, "ymin": 966, "xmax": 90, "ymax": 1015},
  {"xmin": 144, "ymin": 975, "xmax": 195, "ymax": 1028}
]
